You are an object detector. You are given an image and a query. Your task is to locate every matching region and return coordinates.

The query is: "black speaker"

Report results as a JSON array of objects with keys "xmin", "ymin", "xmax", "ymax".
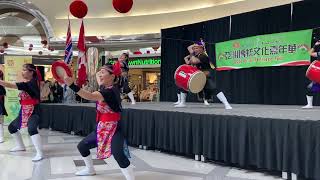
[
  {"xmin": 101, "ymin": 55, "xmax": 106, "ymax": 65},
  {"xmin": 36, "ymin": 66, "xmax": 45, "ymax": 80}
]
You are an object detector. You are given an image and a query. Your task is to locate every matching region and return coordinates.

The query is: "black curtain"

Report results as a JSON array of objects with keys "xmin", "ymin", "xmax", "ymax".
[
  {"xmin": 160, "ymin": 23, "xmax": 205, "ymax": 102},
  {"xmin": 292, "ymin": 0, "xmax": 320, "ymax": 31},
  {"xmin": 36, "ymin": 66, "xmax": 45, "ymax": 81},
  {"xmin": 218, "ymin": 4, "xmax": 309, "ymax": 105},
  {"xmin": 161, "ymin": 4, "xmax": 319, "ymax": 105},
  {"xmin": 291, "ymin": 0, "xmax": 320, "ymax": 105},
  {"xmin": 202, "ymin": 17, "xmax": 232, "ymax": 102}
]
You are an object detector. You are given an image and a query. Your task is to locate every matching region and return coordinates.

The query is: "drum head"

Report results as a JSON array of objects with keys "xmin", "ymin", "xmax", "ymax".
[
  {"xmin": 188, "ymin": 71, "xmax": 206, "ymax": 93},
  {"xmin": 52, "ymin": 61, "xmax": 73, "ymax": 84}
]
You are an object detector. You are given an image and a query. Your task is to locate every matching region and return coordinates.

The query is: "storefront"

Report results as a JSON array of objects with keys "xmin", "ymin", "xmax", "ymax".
[{"xmin": 109, "ymin": 55, "xmax": 161, "ymax": 102}]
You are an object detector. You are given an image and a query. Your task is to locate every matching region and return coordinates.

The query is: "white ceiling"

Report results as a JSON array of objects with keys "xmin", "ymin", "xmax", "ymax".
[{"xmin": 26, "ymin": 0, "xmax": 302, "ymax": 38}]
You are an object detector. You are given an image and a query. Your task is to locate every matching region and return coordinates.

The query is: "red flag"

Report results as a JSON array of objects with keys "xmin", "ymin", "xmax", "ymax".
[{"xmin": 76, "ymin": 20, "xmax": 87, "ymax": 87}]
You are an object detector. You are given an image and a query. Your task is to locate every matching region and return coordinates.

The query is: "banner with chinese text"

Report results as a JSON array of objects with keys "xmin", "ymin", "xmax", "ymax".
[
  {"xmin": 215, "ymin": 29, "xmax": 312, "ymax": 70},
  {"xmin": 4, "ymin": 56, "xmax": 32, "ymax": 123}
]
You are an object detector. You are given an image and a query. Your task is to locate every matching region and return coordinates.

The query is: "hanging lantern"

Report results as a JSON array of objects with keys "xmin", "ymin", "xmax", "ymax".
[
  {"xmin": 29, "ymin": 44, "xmax": 33, "ymax": 48},
  {"xmin": 41, "ymin": 40, "xmax": 48, "ymax": 46},
  {"xmin": 29, "ymin": 47, "xmax": 33, "ymax": 51},
  {"xmin": 49, "ymin": 46, "xmax": 55, "ymax": 51},
  {"xmin": 69, "ymin": 0, "xmax": 88, "ymax": 19},
  {"xmin": 0, "ymin": 49, "xmax": 4, "ymax": 53},
  {"xmin": 152, "ymin": 46, "xmax": 159, "ymax": 51},
  {"xmin": 3, "ymin": 42, "xmax": 8, "ymax": 49},
  {"xmin": 133, "ymin": 51, "xmax": 142, "ymax": 55},
  {"xmin": 112, "ymin": 0, "xmax": 133, "ymax": 13},
  {"xmin": 38, "ymin": 51, "xmax": 43, "ymax": 55}
]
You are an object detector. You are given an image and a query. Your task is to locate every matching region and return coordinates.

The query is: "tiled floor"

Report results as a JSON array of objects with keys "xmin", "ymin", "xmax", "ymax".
[{"xmin": 0, "ymin": 127, "xmax": 284, "ymax": 180}]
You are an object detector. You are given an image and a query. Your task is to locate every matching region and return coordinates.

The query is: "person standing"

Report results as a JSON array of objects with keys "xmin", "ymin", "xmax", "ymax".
[
  {"xmin": 64, "ymin": 63, "xmax": 134, "ymax": 179},
  {"xmin": 302, "ymin": 41, "xmax": 320, "ymax": 109},
  {"xmin": 180, "ymin": 40, "xmax": 232, "ymax": 109},
  {"xmin": 0, "ymin": 64, "xmax": 44, "ymax": 161},
  {"xmin": 0, "ymin": 70, "xmax": 7, "ymax": 143},
  {"xmin": 117, "ymin": 53, "xmax": 136, "ymax": 105}
]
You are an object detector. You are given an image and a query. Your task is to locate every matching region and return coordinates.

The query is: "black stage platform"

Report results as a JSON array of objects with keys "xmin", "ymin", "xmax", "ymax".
[{"xmin": 39, "ymin": 102, "xmax": 320, "ymax": 180}]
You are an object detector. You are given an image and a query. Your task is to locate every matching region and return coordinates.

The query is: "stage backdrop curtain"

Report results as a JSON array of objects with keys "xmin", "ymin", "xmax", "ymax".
[
  {"xmin": 160, "ymin": 22, "xmax": 205, "ymax": 102},
  {"xmin": 291, "ymin": 0, "xmax": 320, "ymax": 105},
  {"xmin": 219, "ymin": 4, "xmax": 308, "ymax": 105},
  {"xmin": 160, "ymin": 4, "xmax": 319, "ymax": 105}
]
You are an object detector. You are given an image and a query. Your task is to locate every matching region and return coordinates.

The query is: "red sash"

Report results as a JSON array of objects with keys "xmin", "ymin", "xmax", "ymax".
[
  {"xmin": 19, "ymin": 92, "xmax": 39, "ymax": 128},
  {"xmin": 20, "ymin": 99, "xmax": 39, "ymax": 105},
  {"xmin": 96, "ymin": 101, "xmax": 120, "ymax": 159}
]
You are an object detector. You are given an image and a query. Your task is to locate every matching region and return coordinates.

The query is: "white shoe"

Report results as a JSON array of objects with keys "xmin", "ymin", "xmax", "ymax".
[
  {"xmin": 175, "ymin": 93, "xmax": 187, "ymax": 108},
  {"xmin": 75, "ymin": 167, "xmax": 96, "ymax": 176},
  {"xmin": 120, "ymin": 164, "xmax": 135, "ymax": 180},
  {"xmin": 173, "ymin": 101, "xmax": 180, "ymax": 105},
  {"xmin": 302, "ymin": 96, "xmax": 313, "ymax": 109},
  {"xmin": 32, "ymin": 153, "xmax": 44, "ymax": 162},
  {"xmin": 216, "ymin": 92, "xmax": 232, "ymax": 110},
  {"xmin": 31, "ymin": 134, "xmax": 44, "ymax": 162},
  {"xmin": 75, "ymin": 155, "xmax": 96, "ymax": 176},
  {"xmin": 302, "ymin": 105, "xmax": 313, "ymax": 109},
  {"xmin": 10, "ymin": 146, "xmax": 26, "ymax": 152},
  {"xmin": 10, "ymin": 131, "xmax": 26, "ymax": 152},
  {"xmin": 128, "ymin": 92, "xmax": 136, "ymax": 105},
  {"xmin": 0, "ymin": 124, "xmax": 4, "ymax": 143},
  {"xmin": 204, "ymin": 100, "xmax": 210, "ymax": 106},
  {"xmin": 225, "ymin": 105, "xmax": 233, "ymax": 110},
  {"xmin": 174, "ymin": 103, "xmax": 186, "ymax": 108},
  {"xmin": 173, "ymin": 93, "xmax": 181, "ymax": 105}
]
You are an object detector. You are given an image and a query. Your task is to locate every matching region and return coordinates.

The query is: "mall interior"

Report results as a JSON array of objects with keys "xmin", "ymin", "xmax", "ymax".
[{"xmin": 0, "ymin": 0, "xmax": 319, "ymax": 180}]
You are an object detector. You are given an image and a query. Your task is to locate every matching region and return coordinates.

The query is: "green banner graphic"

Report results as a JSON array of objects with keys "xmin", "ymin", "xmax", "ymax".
[
  {"xmin": 108, "ymin": 58, "xmax": 161, "ymax": 67},
  {"xmin": 215, "ymin": 29, "xmax": 312, "ymax": 71}
]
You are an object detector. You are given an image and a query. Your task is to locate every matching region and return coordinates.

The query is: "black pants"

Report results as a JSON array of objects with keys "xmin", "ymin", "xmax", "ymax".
[
  {"xmin": 176, "ymin": 87, "xmax": 188, "ymax": 94},
  {"xmin": 198, "ymin": 77, "xmax": 221, "ymax": 100},
  {"xmin": 306, "ymin": 82, "xmax": 317, "ymax": 96},
  {"xmin": 77, "ymin": 126, "xmax": 130, "ymax": 168},
  {"xmin": 120, "ymin": 76, "xmax": 132, "ymax": 94},
  {"xmin": 8, "ymin": 114, "xmax": 40, "ymax": 136}
]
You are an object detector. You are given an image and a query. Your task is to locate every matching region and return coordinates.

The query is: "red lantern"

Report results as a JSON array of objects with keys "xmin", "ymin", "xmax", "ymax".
[
  {"xmin": 38, "ymin": 51, "xmax": 43, "ymax": 55},
  {"xmin": 146, "ymin": 50, "xmax": 150, "ymax": 54},
  {"xmin": 133, "ymin": 51, "xmax": 142, "ymax": 55},
  {"xmin": 0, "ymin": 49, "xmax": 4, "ymax": 53},
  {"xmin": 48, "ymin": 46, "xmax": 55, "ymax": 51},
  {"xmin": 112, "ymin": 0, "xmax": 133, "ymax": 13},
  {"xmin": 3, "ymin": 42, "xmax": 8, "ymax": 49},
  {"xmin": 29, "ymin": 44, "xmax": 33, "ymax": 48},
  {"xmin": 70, "ymin": 0, "xmax": 88, "ymax": 19},
  {"xmin": 41, "ymin": 40, "xmax": 48, "ymax": 45},
  {"xmin": 29, "ymin": 47, "xmax": 33, "ymax": 51}
]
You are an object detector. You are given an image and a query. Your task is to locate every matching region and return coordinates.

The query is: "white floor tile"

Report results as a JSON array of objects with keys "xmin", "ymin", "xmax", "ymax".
[
  {"xmin": 227, "ymin": 168, "xmax": 283, "ymax": 180},
  {"xmin": 48, "ymin": 136, "xmax": 65, "ymax": 143},
  {"xmin": 50, "ymin": 156, "xmax": 77, "ymax": 174},
  {"xmin": 132, "ymin": 149, "xmax": 215, "ymax": 174},
  {"xmin": 0, "ymin": 154, "xmax": 33, "ymax": 180},
  {"xmin": 52, "ymin": 171, "xmax": 202, "ymax": 180}
]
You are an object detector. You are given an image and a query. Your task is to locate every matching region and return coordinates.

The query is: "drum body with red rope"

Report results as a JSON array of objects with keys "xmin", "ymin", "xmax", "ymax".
[
  {"xmin": 174, "ymin": 65, "xmax": 206, "ymax": 93},
  {"xmin": 306, "ymin": 60, "xmax": 320, "ymax": 84}
]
